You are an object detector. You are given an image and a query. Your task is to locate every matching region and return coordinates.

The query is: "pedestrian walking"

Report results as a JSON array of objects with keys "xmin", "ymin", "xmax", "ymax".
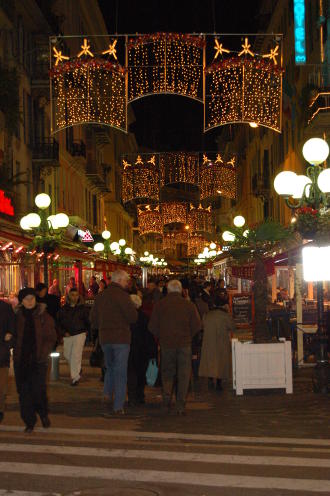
[
  {"xmin": 36, "ymin": 282, "xmax": 61, "ymax": 321},
  {"xmin": 199, "ymin": 293, "xmax": 236, "ymax": 391},
  {"xmin": 57, "ymin": 289, "xmax": 90, "ymax": 386},
  {"xmin": 149, "ymin": 279, "xmax": 201, "ymax": 415},
  {"xmin": 13, "ymin": 288, "xmax": 57, "ymax": 432},
  {"xmin": 90, "ymin": 270, "xmax": 137, "ymax": 414},
  {"xmin": 0, "ymin": 300, "xmax": 15, "ymax": 423},
  {"xmin": 48, "ymin": 278, "xmax": 61, "ymax": 298}
]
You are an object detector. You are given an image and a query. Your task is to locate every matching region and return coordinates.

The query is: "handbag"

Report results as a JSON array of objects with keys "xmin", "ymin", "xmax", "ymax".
[
  {"xmin": 89, "ymin": 339, "xmax": 103, "ymax": 368},
  {"xmin": 146, "ymin": 358, "xmax": 158, "ymax": 386}
]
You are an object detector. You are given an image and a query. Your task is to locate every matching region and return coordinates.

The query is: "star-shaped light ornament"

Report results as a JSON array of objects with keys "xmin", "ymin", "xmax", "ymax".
[
  {"xmin": 262, "ymin": 45, "xmax": 279, "ymax": 65},
  {"xmin": 123, "ymin": 159, "xmax": 131, "ymax": 169},
  {"xmin": 203, "ymin": 154, "xmax": 209, "ymax": 165},
  {"xmin": 238, "ymin": 38, "xmax": 254, "ymax": 57},
  {"xmin": 228, "ymin": 157, "xmax": 236, "ymax": 166},
  {"xmin": 102, "ymin": 39, "xmax": 118, "ymax": 60},
  {"xmin": 77, "ymin": 39, "xmax": 94, "ymax": 58},
  {"xmin": 53, "ymin": 47, "xmax": 69, "ymax": 66},
  {"xmin": 147, "ymin": 155, "xmax": 156, "ymax": 165},
  {"xmin": 135, "ymin": 155, "xmax": 143, "ymax": 165},
  {"xmin": 215, "ymin": 154, "xmax": 223, "ymax": 164},
  {"xmin": 214, "ymin": 39, "xmax": 230, "ymax": 59}
]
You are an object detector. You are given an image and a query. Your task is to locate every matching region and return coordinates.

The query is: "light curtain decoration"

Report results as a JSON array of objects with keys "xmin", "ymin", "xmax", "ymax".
[
  {"xmin": 188, "ymin": 204, "xmax": 213, "ymax": 233},
  {"xmin": 159, "ymin": 152, "xmax": 200, "ymax": 188},
  {"xmin": 122, "ymin": 154, "xmax": 160, "ymax": 203},
  {"xmin": 137, "ymin": 205, "xmax": 162, "ymax": 236},
  {"xmin": 187, "ymin": 234, "xmax": 207, "ymax": 256},
  {"xmin": 200, "ymin": 154, "xmax": 237, "ymax": 200},
  {"xmin": 127, "ymin": 33, "xmax": 204, "ymax": 102},
  {"xmin": 163, "ymin": 231, "xmax": 189, "ymax": 252},
  {"xmin": 162, "ymin": 202, "xmax": 187, "ymax": 225}
]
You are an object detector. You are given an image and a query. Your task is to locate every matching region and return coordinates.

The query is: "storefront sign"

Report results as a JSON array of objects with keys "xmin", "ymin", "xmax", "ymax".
[
  {"xmin": 80, "ymin": 229, "xmax": 94, "ymax": 242},
  {"xmin": 0, "ymin": 190, "xmax": 14, "ymax": 216},
  {"xmin": 231, "ymin": 259, "xmax": 274, "ymax": 280},
  {"xmin": 294, "ymin": 0, "xmax": 306, "ymax": 64}
]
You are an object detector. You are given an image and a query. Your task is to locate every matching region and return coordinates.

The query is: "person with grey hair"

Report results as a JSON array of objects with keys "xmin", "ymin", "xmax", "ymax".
[
  {"xmin": 149, "ymin": 279, "xmax": 201, "ymax": 415},
  {"xmin": 90, "ymin": 269, "xmax": 137, "ymax": 415}
]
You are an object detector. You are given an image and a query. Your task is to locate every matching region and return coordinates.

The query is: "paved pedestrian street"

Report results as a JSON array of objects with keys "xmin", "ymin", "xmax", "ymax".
[{"xmin": 0, "ymin": 426, "xmax": 329, "ymax": 495}]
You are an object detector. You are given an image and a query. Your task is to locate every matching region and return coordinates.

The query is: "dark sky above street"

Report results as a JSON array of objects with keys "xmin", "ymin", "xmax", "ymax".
[{"xmin": 98, "ymin": 0, "xmax": 263, "ymax": 151}]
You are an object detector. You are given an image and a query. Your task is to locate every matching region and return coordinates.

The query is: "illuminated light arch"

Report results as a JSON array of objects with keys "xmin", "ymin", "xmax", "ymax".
[
  {"xmin": 187, "ymin": 234, "xmax": 208, "ymax": 256},
  {"xmin": 137, "ymin": 205, "xmax": 162, "ymax": 236},
  {"xmin": 163, "ymin": 231, "xmax": 189, "ymax": 253},
  {"xmin": 121, "ymin": 154, "xmax": 159, "ymax": 204},
  {"xmin": 204, "ymin": 57, "xmax": 283, "ymax": 133},
  {"xmin": 162, "ymin": 202, "xmax": 187, "ymax": 226},
  {"xmin": 159, "ymin": 152, "xmax": 200, "ymax": 189},
  {"xmin": 187, "ymin": 204, "xmax": 213, "ymax": 234},
  {"xmin": 200, "ymin": 155, "xmax": 237, "ymax": 200},
  {"xmin": 127, "ymin": 33, "xmax": 204, "ymax": 103},
  {"xmin": 50, "ymin": 59, "xmax": 126, "ymax": 133}
]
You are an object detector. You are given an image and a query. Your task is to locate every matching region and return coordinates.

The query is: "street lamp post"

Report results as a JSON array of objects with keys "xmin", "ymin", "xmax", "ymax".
[
  {"xmin": 20, "ymin": 193, "xmax": 69, "ymax": 287},
  {"xmin": 274, "ymin": 137, "xmax": 330, "ymax": 393}
]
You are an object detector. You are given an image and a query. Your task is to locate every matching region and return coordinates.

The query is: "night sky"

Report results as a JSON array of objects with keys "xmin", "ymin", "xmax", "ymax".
[{"xmin": 98, "ymin": 0, "xmax": 262, "ymax": 151}]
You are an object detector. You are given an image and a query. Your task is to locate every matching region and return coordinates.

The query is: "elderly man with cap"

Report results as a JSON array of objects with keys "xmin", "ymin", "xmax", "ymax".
[
  {"xmin": 13, "ymin": 288, "xmax": 57, "ymax": 432},
  {"xmin": 149, "ymin": 279, "xmax": 201, "ymax": 415}
]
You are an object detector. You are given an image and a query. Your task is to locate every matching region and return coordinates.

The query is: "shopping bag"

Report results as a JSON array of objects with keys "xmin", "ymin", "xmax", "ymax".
[{"xmin": 146, "ymin": 358, "xmax": 158, "ymax": 386}]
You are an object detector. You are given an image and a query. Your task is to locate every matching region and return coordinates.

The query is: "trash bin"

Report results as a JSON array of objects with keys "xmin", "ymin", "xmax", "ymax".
[{"xmin": 50, "ymin": 352, "xmax": 60, "ymax": 381}]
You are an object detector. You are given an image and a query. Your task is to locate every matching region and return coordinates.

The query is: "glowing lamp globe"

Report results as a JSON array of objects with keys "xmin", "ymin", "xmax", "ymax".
[
  {"xmin": 274, "ymin": 171, "xmax": 297, "ymax": 197},
  {"xmin": 222, "ymin": 231, "xmax": 235, "ymax": 242},
  {"xmin": 198, "ymin": 253, "xmax": 204, "ymax": 259},
  {"xmin": 55, "ymin": 213, "xmax": 69, "ymax": 228},
  {"xmin": 233, "ymin": 215, "xmax": 245, "ymax": 227},
  {"xmin": 35, "ymin": 193, "xmax": 51, "ymax": 209},
  {"xmin": 302, "ymin": 138, "xmax": 329, "ymax": 166},
  {"xmin": 47, "ymin": 215, "xmax": 57, "ymax": 229},
  {"xmin": 119, "ymin": 239, "xmax": 126, "ymax": 246},
  {"xmin": 243, "ymin": 229, "xmax": 249, "ymax": 237},
  {"xmin": 209, "ymin": 242, "xmax": 216, "ymax": 250},
  {"xmin": 25, "ymin": 213, "xmax": 41, "ymax": 228},
  {"xmin": 125, "ymin": 247, "xmax": 133, "ymax": 255},
  {"xmin": 20, "ymin": 216, "xmax": 32, "ymax": 231},
  {"xmin": 209, "ymin": 250, "xmax": 217, "ymax": 257},
  {"xmin": 102, "ymin": 230, "xmax": 111, "ymax": 240},
  {"xmin": 144, "ymin": 251, "xmax": 149, "ymax": 256},
  {"xmin": 292, "ymin": 175, "xmax": 311, "ymax": 199},
  {"xmin": 317, "ymin": 168, "xmax": 330, "ymax": 193},
  {"xmin": 94, "ymin": 242, "xmax": 104, "ymax": 252},
  {"xmin": 110, "ymin": 241, "xmax": 119, "ymax": 251},
  {"xmin": 249, "ymin": 122, "xmax": 258, "ymax": 128}
]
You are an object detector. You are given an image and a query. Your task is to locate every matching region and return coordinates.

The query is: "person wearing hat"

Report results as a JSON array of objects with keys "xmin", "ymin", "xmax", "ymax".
[
  {"xmin": 13, "ymin": 288, "xmax": 57, "ymax": 432},
  {"xmin": 0, "ymin": 299, "xmax": 15, "ymax": 423}
]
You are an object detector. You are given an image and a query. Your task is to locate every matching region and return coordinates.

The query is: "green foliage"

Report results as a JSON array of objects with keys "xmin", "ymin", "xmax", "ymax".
[{"xmin": 0, "ymin": 64, "xmax": 20, "ymax": 136}]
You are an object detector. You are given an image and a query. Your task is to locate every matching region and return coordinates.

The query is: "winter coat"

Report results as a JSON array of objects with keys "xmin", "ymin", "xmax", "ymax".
[
  {"xmin": 13, "ymin": 303, "xmax": 57, "ymax": 365},
  {"xmin": 148, "ymin": 292, "xmax": 201, "ymax": 348},
  {"xmin": 0, "ymin": 300, "xmax": 15, "ymax": 368},
  {"xmin": 37, "ymin": 293, "xmax": 61, "ymax": 320},
  {"xmin": 199, "ymin": 308, "xmax": 235, "ymax": 380},
  {"xmin": 57, "ymin": 298, "xmax": 90, "ymax": 337},
  {"xmin": 90, "ymin": 282, "xmax": 138, "ymax": 345}
]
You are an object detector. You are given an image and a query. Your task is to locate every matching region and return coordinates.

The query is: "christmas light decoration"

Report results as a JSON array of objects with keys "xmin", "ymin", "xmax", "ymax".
[
  {"xmin": 163, "ymin": 231, "xmax": 188, "ymax": 252},
  {"xmin": 121, "ymin": 154, "xmax": 160, "ymax": 203},
  {"xmin": 187, "ymin": 204, "xmax": 213, "ymax": 233},
  {"xmin": 159, "ymin": 152, "xmax": 199, "ymax": 188},
  {"xmin": 128, "ymin": 33, "xmax": 204, "ymax": 102},
  {"xmin": 200, "ymin": 155, "xmax": 237, "ymax": 200},
  {"xmin": 187, "ymin": 234, "xmax": 207, "ymax": 256},
  {"xmin": 137, "ymin": 205, "xmax": 162, "ymax": 236},
  {"xmin": 102, "ymin": 40, "xmax": 118, "ymax": 60},
  {"xmin": 50, "ymin": 58, "xmax": 126, "ymax": 133},
  {"xmin": 238, "ymin": 37, "xmax": 254, "ymax": 57},
  {"xmin": 213, "ymin": 39, "xmax": 230, "ymax": 59},
  {"xmin": 53, "ymin": 46, "xmax": 69, "ymax": 66},
  {"xmin": 77, "ymin": 38, "xmax": 94, "ymax": 58},
  {"xmin": 162, "ymin": 202, "xmax": 187, "ymax": 225},
  {"xmin": 262, "ymin": 45, "xmax": 279, "ymax": 65},
  {"xmin": 205, "ymin": 57, "xmax": 282, "ymax": 132}
]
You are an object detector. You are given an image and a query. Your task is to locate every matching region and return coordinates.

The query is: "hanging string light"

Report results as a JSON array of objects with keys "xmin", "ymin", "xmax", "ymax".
[
  {"xmin": 137, "ymin": 205, "xmax": 162, "ymax": 236},
  {"xmin": 159, "ymin": 152, "xmax": 199, "ymax": 188},
  {"xmin": 187, "ymin": 234, "xmax": 208, "ymax": 256},
  {"xmin": 162, "ymin": 202, "xmax": 187, "ymax": 225},
  {"xmin": 163, "ymin": 231, "xmax": 189, "ymax": 252},
  {"xmin": 121, "ymin": 154, "xmax": 160, "ymax": 203},
  {"xmin": 200, "ymin": 155, "xmax": 237, "ymax": 200},
  {"xmin": 187, "ymin": 204, "xmax": 213, "ymax": 233}
]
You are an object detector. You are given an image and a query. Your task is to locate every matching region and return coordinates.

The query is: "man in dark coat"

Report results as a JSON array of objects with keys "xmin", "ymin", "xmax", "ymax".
[
  {"xmin": 0, "ymin": 300, "xmax": 15, "ymax": 423},
  {"xmin": 90, "ymin": 269, "xmax": 137, "ymax": 414},
  {"xmin": 149, "ymin": 279, "xmax": 201, "ymax": 415},
  {"xmin": 35, "ymin": 282, "xmax": 61, "ymax": 321}
]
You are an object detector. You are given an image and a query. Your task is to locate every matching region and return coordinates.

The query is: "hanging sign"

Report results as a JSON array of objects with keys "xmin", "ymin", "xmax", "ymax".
[
  {"xmin": 81, "ymin": 229, "xmax": 94, "ymax": 242},
  {"xmin": 0, "ymin": 190, "xmax": 14, "ymax": 216},
  {"xmin": 294, "ymin": 0, "xmax": 306, "ymax": 65}
]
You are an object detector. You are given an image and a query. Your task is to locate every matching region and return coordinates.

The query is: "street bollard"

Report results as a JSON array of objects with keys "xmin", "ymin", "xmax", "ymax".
[{"xmin": 49, "ymin": 352, "xmax": 60, "ymax": 381}]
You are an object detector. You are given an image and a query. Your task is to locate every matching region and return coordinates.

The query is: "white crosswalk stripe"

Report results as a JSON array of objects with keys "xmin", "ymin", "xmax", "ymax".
[{"xmin": 0, "ymin": 428, "xmax": 329, "ymax": 494}]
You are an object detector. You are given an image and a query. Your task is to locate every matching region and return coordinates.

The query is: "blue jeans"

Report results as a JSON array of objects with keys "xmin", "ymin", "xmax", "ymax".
[{"xmin": 102, "ymin": 343, "xmax": 130, "ymax": 411}]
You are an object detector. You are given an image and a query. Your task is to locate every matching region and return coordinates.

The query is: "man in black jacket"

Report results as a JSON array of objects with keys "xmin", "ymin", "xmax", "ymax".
[
  {"xmin": 0, "ymin": 300, "xmax": 15, "ymax": 422},
  {"xmin": 57, "ymin": 289, "xmax": 90, "ymax": 386}
]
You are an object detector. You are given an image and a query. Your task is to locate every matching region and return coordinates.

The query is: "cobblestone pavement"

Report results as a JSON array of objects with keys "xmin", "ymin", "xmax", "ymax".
[{"xmin": 2, "ymin": 351, "xmax": 329, "ymax": 439}]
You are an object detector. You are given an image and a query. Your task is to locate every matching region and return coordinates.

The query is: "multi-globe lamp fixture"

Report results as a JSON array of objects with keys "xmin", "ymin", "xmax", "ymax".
[
  {"xmin": 194, "ymin": 242, "xmax": 222, "ymax": 265},
  {"xmin": 94, "ymin": 232, "xmax": 134, "ymax": 262}
]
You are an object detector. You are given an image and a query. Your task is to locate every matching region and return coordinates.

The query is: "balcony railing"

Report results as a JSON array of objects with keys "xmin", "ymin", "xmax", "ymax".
[
  {"xmin": 308, "ymin": 64, "xmax": 330, "ymax": 89},
  {"xmin": 86, "ymin": 161, "xmax": 109, "ymax": 192},
  {"xmin": 309, "ymin": 91, "xmax": 330, "ymax": 126},
  {"xmin": 32, "ymin": 139, "xmax": 59, "ymax": 162},
  {"xmin": 67, "ymin": 140, "xmax": 86, "ymax": 158}
]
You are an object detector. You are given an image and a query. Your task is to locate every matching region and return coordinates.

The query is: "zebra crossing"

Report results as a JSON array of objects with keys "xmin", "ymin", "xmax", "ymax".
[{"xmin": 0, "ymin": 426, "xmax": 329, "ymax": 495}]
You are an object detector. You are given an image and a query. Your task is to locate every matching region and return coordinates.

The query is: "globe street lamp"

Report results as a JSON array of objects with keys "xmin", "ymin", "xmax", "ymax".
[
  {"xmin": 274, "ymin": 137, "xmax": 330, "ymax": 393},
  {"xmin": 20, "ymin": 193, "xmax": 69, "ymax": 286}
]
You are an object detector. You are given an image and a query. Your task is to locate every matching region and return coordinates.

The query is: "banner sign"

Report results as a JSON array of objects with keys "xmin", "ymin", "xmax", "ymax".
[
  {"xmin": 294, "ymin": 0, "xmax": 306, "ymax": 64},
  {"xmin": 0, "ymin": 190, "xmax": 14, "ymax": 216}
]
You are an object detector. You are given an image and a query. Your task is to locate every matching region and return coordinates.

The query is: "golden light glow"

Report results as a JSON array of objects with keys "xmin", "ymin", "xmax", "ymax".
[
  {"xmin": 138, "ymin": 205, "xmax": 162, "ymax": 236},
  {"xmin": 187, "ymin": 204, "xmax": 213, "ymax": 233},
  {"xmin": 163, "ymin": 231, "xmax": 188, "ymax": 252},
  {"xmin": 128, "ymin": 33, "xmax": 204, "ymax": 102},
  {"xmin": 77, "ymin": 38, "xmax": 94, "ymax": 58},
  {"xmin": 262, "ymin": 45, "xmax": 279, "ymax": 65},
  {"xmin": 214, "ymin": 39, "xmax": 230, "ymax": 59},
  {"xmin": 187, "ymin": 234, "xmax": 207, "ymax": 256},
  {"xmin": 162, "ymin": 202, "xmax": 187, "ymax": 225},
  {"xmin": 200, "ymin": 156, "xmax": 237, "ymax": 200},
  {"xmin": 238, "ymin": 37, "xmax": 254, "ymax": 57},
  {"xmin": 159, "ymin": 152, "xmax": 199, "ymax": 188},
  {"xmin": 102, "ymin": 40, "xmax": 118, "ymax": 60},
  {"xmin": 53, "ymin": 47, "xmax": 69, "ymax": 66},
  {"xmin": 121, "ymin": 154, "xmax": 160, "ymax": 203}
]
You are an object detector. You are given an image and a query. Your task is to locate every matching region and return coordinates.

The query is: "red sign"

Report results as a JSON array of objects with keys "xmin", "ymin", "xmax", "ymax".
[
  {"xmin": 0, "ymin": 190, "xmax": 14, "ymax": 216},
  {"xmin": 231, "ymin": 259, "xmax": 274, "ymax": 280},
  {"xmin": 81, "ymin": 229, "xmax": 94, "ymax": 242}
]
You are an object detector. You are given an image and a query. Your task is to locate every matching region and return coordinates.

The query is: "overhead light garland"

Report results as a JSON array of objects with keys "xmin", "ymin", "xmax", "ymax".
[
  {"xmin": 162, "ymin": 202, "xmax": 187, "ymax": 225},
  {"xmin": 137, "ymin": 205, "xmax": 162, "ymax": 236},
  {"xmin": 121, "ymin": 154, "xmax": 160, "ymax": 204},
  {"xmin": 187, "ymin": 204, "xmax": 213, "ymax": 233},
  {"xmin": 187, "ymin": 234, "xmax": 208, "ymax": 256},
  {"xmin": 159, "ymin": 152, "xmax": 200, "ymax": 188},
  {"xmin": 200, "ymin": 155, "xmax": 237, "ymax": 200},
  {"xmin": 163, "ymin": 231, "xmax": 189, "ymax": 252}
]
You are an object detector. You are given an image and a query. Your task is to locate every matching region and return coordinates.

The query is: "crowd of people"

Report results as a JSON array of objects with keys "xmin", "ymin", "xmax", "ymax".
[{"xmin": 0, "ymin": 270, "xmax": 236, "ymax": 431}]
